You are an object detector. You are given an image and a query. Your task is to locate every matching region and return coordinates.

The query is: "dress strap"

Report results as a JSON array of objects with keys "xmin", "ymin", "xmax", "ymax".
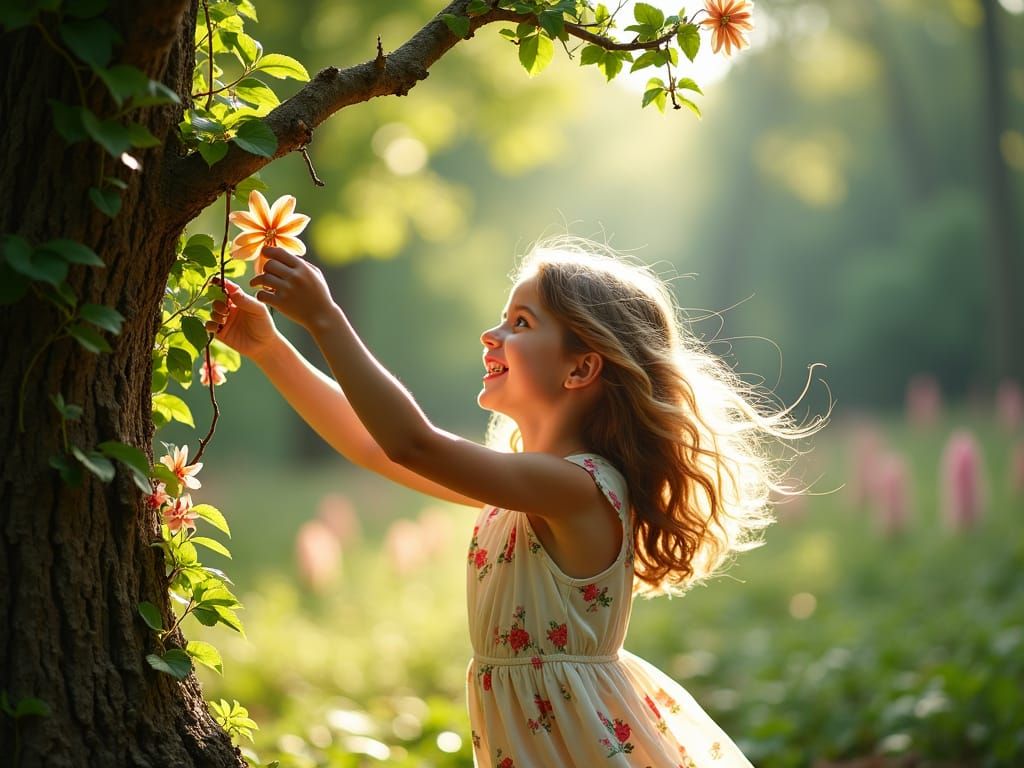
[{"xmin": 564, "ymin": 454, "xmax": 629, "ymax": 522}]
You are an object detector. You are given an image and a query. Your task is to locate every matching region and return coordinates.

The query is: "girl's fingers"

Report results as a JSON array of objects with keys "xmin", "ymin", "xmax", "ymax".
[
  {"xmin": 255, "ymin": 290, "xmax": 278, "ymax": 306},
  {"xmin": 250, "ymin": 273, "xmax": 285, "ymax": 292},
  {"xmin": 204, "ymin": 320, "xmax": 223, "ymax": 333},
  {"xmin": 261, "ymin": 258, "xmax": 292, "ymax": 278}
]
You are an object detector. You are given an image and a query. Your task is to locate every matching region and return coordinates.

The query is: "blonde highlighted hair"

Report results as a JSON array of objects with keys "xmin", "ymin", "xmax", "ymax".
[{"xmin": 488, "ymin": 237, "xmax": 827, "ymax": 596}]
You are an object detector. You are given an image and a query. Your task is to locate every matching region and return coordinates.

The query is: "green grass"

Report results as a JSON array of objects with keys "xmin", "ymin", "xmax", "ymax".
[{"xmin": 188, "ymin": 411, "xmax": 1024, "ymax": 767}]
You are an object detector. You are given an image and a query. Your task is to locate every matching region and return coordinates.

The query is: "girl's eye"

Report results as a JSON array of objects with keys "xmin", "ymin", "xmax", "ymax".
[{"xmin": 513, "ymin": 317, "xmax": 529, "ymax": 328}]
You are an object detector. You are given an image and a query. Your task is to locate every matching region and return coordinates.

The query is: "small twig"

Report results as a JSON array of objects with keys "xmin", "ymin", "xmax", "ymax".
[
  {"xmin": 375, "ymin": 35, "xmax": 386, "ymax": 70},
  {"xmin": 201, "ymin": 0, "xmax": 215, "ymax": 110},
  {"xmin": 299, "ymin": 145, "xmax": 325, "ymax": 187},
  {"xmin": 664, "ymin": 50, "xmax": 681, "ymax": 111}
]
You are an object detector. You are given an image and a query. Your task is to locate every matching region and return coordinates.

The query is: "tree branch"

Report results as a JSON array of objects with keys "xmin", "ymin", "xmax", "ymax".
[{"xmin": 161, "ymin": 0, "xmax": 673, "ymax": 225}]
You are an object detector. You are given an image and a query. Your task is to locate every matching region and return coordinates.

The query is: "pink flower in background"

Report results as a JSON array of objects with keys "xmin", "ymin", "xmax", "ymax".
[
  {"xmin": 199, "ymin": 358, "xmax": 227, "ymax": 387},
  {"xmin": 905, "ymin": 374, "xmax": 942, "ymax": 427},
  {"xmin": 163, "ymin": 494, "xmax": 197, "ymax": 533},
  {"xmin": 848, "ymin": 421, "xmax": 885, "ymax": 508},
  {"xmin": 295, "ymin": 519, "xmax": 342, "ymax": 592},
  {"xmin": 995, "ymin": 379, "xmax": 1023, "ymax": 431},
  {"xmin": 159, "ymin": 444, "xmax": 202, "ymax": 490},
  {"xmin": 385, "ymin": 518, "xmax": 427, "ymax": 574},
  {"xmin": 1010, "ymin": 442, "xmax": 1024, "ymax": 494},
  {"xmin": 940, "ymin": 431, "xmax": 987, "ymax": 532},
  {"xmin": 872, "ymin": 453, "xmax": 911, "ymax": 537},
  {"xmin": 317, "ymin": 493, "xmax": 361, "ymax": 546}
]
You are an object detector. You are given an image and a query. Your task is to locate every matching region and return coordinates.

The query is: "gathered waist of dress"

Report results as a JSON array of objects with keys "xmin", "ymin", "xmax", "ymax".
[{"xmin": 473, "ymin": 652, "xmax": 619, "ymax": 667}]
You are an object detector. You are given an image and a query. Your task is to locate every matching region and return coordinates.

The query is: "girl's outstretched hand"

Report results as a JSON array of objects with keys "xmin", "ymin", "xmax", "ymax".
[
  {"xmin": 206, "ymin": 277, "xmax": 279, "ymax": 359},
  {"xmin": 249, "ymin": 246, "xmax": 337, "ymax": 331}
]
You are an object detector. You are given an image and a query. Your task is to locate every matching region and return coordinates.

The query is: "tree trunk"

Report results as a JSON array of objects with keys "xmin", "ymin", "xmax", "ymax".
[{"xmin": 0, "ymin": 4, "xmax": 243, "ymax": 766}]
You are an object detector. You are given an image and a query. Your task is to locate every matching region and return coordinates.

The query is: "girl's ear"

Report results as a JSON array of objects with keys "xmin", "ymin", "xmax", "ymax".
[{"xmin": 564, "ymin": 351, "xmax": 603, "ymax": 390}]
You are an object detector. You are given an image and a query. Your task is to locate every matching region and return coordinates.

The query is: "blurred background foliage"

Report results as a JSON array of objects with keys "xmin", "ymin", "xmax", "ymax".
[{"xmin": 172, "ymin": 0, "xmax": 1024, "ymax": 764}]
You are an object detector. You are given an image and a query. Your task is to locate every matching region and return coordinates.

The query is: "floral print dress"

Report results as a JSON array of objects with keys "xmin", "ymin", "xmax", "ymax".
[{"xmin": 466, "ymin": 454, "xmax": 755, "ymax": 768}]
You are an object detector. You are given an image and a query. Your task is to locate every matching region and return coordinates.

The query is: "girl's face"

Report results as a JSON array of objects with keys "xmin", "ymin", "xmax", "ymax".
[{"xmin": 477, "ymin": 275, "xmax": 576, "ymax": 420}]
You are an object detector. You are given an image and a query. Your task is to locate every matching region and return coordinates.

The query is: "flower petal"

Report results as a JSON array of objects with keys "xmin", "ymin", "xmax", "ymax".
[
  {"xmin": 269, "ymin": 195, "xmax": 297, "ymax": 230},
  {"xmin": 231, "ymin": 240, "xmax": 263, "ymax": 262},
  {"xmin": 276, "ymin": 213, "xmax": 311, "ymax": 238},
  {"xmin": 248, "ymin": 190, "xmax": 272, "ymax": 228},
  {"xmin": 229, "ymin": 210, "xmax": 265, "ymax": 233},
  {"xmin": 275, "ymin": 235, "xmax": 307, "ymax": 256},
  {"xmin": 710, "ymin": 27, "xmax": 723, "ymax": 53}
]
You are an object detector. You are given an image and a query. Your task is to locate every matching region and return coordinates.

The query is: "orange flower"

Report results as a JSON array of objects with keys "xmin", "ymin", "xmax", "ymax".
[
  {"xmin": 228, "ymin": 190, "xmax": 310, "ymax": 274},
  {"xmin": 701, "ymin": 0, "xmax": 753, "ymax": 56}
]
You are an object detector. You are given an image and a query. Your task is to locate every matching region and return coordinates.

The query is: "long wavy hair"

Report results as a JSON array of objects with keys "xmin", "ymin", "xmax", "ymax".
[{"xmin": 487, "ymin": 238, "xmax": 827, "ymax": 596}]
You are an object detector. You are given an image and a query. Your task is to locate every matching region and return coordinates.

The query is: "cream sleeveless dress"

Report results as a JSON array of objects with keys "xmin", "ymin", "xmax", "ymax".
[{"xmin": 465, "ymin": 454, "xmax": 755, "ymax": 768}]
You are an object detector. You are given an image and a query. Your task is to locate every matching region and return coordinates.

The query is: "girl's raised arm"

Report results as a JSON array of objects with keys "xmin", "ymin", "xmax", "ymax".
[
  {"xmin": 251, "ymin": 249, "xmax": 603, "ymax": 522},
  {"xmin": 209, "ymin": 279, "xmax": 484, "ymax": 508}
]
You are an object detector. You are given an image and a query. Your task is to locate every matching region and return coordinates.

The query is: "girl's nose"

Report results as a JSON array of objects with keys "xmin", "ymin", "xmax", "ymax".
[{"xmin": 480, "ymin": 325, "xmax": 501, "ymax": 348}]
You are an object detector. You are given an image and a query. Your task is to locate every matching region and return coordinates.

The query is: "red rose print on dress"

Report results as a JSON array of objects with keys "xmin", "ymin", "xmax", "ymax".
[
  {"xmin": 495, "ymin": 606, "xmax": 541, "ymax": 656},
  {"xmin": 579, "ymin": 583, "xmax": 613, "ymax": 612},
  {"xmin": 597, "ymin": 711, "xmax": 635, "ymax": 756},
  {"xmin": 546, "ymin": 621, "xmax": 568, "ymax": 651},
  {"xmin": 467, "ymin": 526, "xmax": 492, "ymax": 581},
  {"xmin": 495, "ymin": 748, "xmax": 514, "ymax": 768},
  {"xmin": 477, "ymin": 664, "xmax": 494, "ymax": 692},
  {"xmin": 498, "ymin": 526, "xmax": 516, "ymax": 564},
  {"xmin": 527, "ymin": 693, "xmax": 556, "ymax": 734}
]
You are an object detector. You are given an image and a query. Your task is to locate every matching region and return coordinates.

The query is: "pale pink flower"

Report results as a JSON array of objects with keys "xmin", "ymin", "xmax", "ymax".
[
  {"xmin": 164, "ymin": 494, "xmax": 197, "ymax": 533},
  {"xmin": 940, "ymin": 431, "xmax": 987, "ymax": 532},
  {"xmin": 295, "ymin": 519, "xmax": 342, "ymax": 592},
  {"xmin": 145, "ymin": 482, "xmax": 169, "ymax": 511},
  {"xmin": 316, "ymin": 493, "xmax": 361, "ymax": 546},
  {"xmin": 872, "ymin": 453, "xmax": 911, "ymax": 537},
  {"xmin": 385, "ymin": 519, "xmax": 427, "ymax": 574},
  {"xmin": 159, "ymin": 444, "xmax": 202, "ymax": 490},
  {"xmin": 199, "ymin": 358, "xmax": 227, "ymax": 387},
  {"xmin": 995, "ymin": 379, "xmax": 1023, "ymax": 432},
  {"xmin": 905, "ymin": 374, "xmax": 942, "ymax": 428},
  {"xmin": 228, "ymin": 190, "xmax": 310, "ymax": 275},
  {"xmin": 847, "ymin": 421, "xmax": 885, "ymax": 508}
]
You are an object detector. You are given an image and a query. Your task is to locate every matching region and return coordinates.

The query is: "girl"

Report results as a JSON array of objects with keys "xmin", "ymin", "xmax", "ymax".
[{"xmin": 208, "ymin": 238, "xmax": 822, "ymax": 767}]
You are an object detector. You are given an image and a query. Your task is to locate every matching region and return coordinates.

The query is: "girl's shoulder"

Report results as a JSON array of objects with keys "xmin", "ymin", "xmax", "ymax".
[{"xmin": 564, "ymin": 453, "xmax": 628, "ymax": 516}]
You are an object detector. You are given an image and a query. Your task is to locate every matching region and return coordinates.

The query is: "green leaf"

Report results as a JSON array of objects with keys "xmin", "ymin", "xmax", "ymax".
[
  {"xmin": 186, "ymin": 640, "xmax": 224, "ymax": 674},
  {"xmin": 138, "ymin": 601, "xmax": 164, "ymax": 631},
  {"xmin": 89, "ymin": 186, "xmax": 122, "ymax": 217},
  {"xmin": 676, "ymin": 76, "xmax": 702, "ymax": 94},
  {"xmin": 146, "ymin": 649, "xmax": 192, "ymax": 680},
  {"xmin": 679, "ymin": 96, "xmax": 701, "ymax": 117},
  {"xmin": 49, "ymin": 453, "xmax": 84, "ymax": 486},
  {"xmin": 233, "ymin": 77, "xmax": 280, "ymax": 110},
  {"xmin": 192, "ymin": 504, "xmax": 230, "ymax": 536},
  {"xmin": 598, "ymin": 52, "xmax": 624, "ymax": 81},
  {"xmin": 580, "ymin": 44, "xmax": 605, "ymax": 66},
  {"xmin": 630, "ymin": 49, "xmax": 662, "ymax": 72},
  {"xmin": 49, "ymin": 100, "xmax": 88, "ymax": 144},
  {"xmin": 188, "ymin": 111, "xmax": 227, "ymax": 136},
  {"xmin": 518, "ymin": 33, "xmax": 554, "ymax": 77},
  {"xmin": 192, "ymin": 536, "xmax": 231, "ymax": 559},
  {"xmin": 58, "ymin": 17, "xmax": 121, "ymax": 69},
  {"xmin": 643, "ymin": 85, "xmax": 665, "ymax": 109},
  {"xmin": 196, "ymin": 141, "xmax": 228, "ymax": 167},
  {"xmin": 70, "ymin": 322, "xmax": 112, "ymax": 353},
  {"xmin": 166, "ymin": 346, "xmax": 193, "ymax": 380},
  {"xmin": 183, "ymin": 241, "xmax": 218, "ymax": 267},
  {"xmin": 210, "ymin": 340, "xmax": 240, "ymax": 372},
  {"xmin": 98, "ymin": 440, "xmax": 149, "ymax": 477},
  {"xmin": 212, "ymin": 605, "xmax": 245, "ymax": 636},
  {"xmin": 50, "ymin": 393, "xmax": 83, "ymax": 421},
  {"xmin": 441, "ymin": 13, "xmax": 470, "ymax": 39},
  {"xmin": 79, "ymin": 303, "xmax": 124, "ymax": 334},
  {"xmin": 0, "ymin": 261, "xmax": 30, "ymax": 305},
  {"xmin": 252, "ymin": 53, "xmax": 309, "ymax": 81},
  {"xmin": 232, "ymin": 119, "xmax": 277, "ymax": 158},
  {"xmin": 126, "ymin": 122, "xmax": 161, "ymax": 148},
  {"xmin": 71, "ymin": 446, "xmax": 116, "ymax": 482},
  {"xmin": 97, "ymin": 65, "xmax": 149, "ymax": 107},
  {"xmin": 13, "ymin": 698, "xmax": 50, "ymax": 718},
  {"xmin": 130, "ymin": 79, "xmax": 181, "ymax": 108},
  {"xmin": 634, "ymin": 2, "xmax": 665, "ymax": 29},
  {"xmin": 39, "ymin": 239, "xmax": 104, "ymax": 266},
  {"xmin": 233, "ymin": 174, "xmax": 268, "ymax": 205},
  {"xmin": 677, "ymin": 23, "xmax": 700, "ymax": 62},
  {"xmin": 7, "ymin": 246, "xmax": 68, "ymax": 286},
  {"xmin": 537, "ymin": 10, "xmax": 565, "ymax": 39},
  {"xmin": 150, "ymin": 462, "xmax": 182, "ymax": 496},
  {"xmin": 181, "ymin": 316, "xmax": 211, "ymax": 353},
  {"xmin": 152, "ymin": 392, "xmax": 194, "ymax": 428},
  {"xmin": 63, "ymin": 0, "xmax": 108, "ymax": 19},
  {"xmin": 80, "ymin": 110, "xmax": 132, "ymax": 158},
  {"xmin": 192, "ymin": 606, "xmax": 220, "ymax": 627}
]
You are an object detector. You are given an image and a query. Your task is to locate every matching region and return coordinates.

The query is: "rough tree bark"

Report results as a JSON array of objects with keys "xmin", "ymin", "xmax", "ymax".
[
  {"xmin": 0, "ymin": 1, "xmax": 495, "ymax": 765},
  {"xmin": 0, "ymin": 1, "xmax": 633, "ymax": 764}
]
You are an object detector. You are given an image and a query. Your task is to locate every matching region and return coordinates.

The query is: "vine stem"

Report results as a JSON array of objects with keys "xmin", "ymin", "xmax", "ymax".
[
  {"xmin": 34, "ymin": 21, "xmax": 86, "ymax": 106},
  {"xmin": 201, "ymin": 0, "xmax": 215, "ymax": 110},
  {"xmin": 190, "ymin": 187, "xmax": 232, "ymax": 467},
  {"xmin": 18, "ymin": 326, "xmax": 66, "ymax": 433}
]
